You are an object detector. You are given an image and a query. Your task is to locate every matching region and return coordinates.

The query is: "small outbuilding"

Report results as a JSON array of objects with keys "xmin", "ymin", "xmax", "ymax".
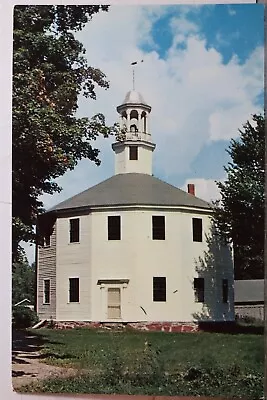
[
  {"xmin": 14, "ymin": 298, "xmax": 34, "ymax": 311},
  {"xmin": 234, "ymin": 279, "xmax": 264, "ymax": 321}
]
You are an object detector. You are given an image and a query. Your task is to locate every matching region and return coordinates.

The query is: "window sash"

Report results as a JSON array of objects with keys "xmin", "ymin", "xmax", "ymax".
[
  {"xmin": 192, "ymin": 218, "xmax": 202, "ymax": 242},
  {"xmin": 108, "ymin": 216, "xmax": 121, "ymax": 240},
  {"xmin": 69, "ymin": 278, "xmax": 79, "ymax": 302},
  {"xmin": 152, "ymin": 216, "xmax": 165, "ymax": 240},
  {"xmin": 70, "ymin": 218, "xmax": 79, "ymax": 243},
  {"xmin": 153, "ymin": 277, "xmax": 166, "ymax": 302},
  {"xmin": 194, "ymin": 278, "xmax": 204, "ymax": 302},
  {"xmin": 43, "ymin": 279, "xmax": 50, "ymax": 304}
]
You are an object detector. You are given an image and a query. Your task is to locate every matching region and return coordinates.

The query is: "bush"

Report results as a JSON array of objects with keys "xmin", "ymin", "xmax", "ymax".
[{"xmin": 12, "ymin": 305, "xmax": 39, "ymax": 329}]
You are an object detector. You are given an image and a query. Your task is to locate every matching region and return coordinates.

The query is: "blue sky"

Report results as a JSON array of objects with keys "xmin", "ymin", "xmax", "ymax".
[
  {"xmin": 154, "ymin": 5, "xmax": 263, "ymax": 65},
  {"xmin": 23, "ymin": 3, "xmax": 264, "ymax": 262}
]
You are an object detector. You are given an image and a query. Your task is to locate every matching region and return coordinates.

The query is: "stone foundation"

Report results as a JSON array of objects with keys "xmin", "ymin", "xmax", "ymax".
[{"xmin": 44, "ymin": 320, "xmax": 199, "ymax": 332}]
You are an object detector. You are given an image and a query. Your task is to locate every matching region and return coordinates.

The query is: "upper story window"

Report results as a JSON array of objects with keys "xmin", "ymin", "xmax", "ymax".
[
  {"xmin": 194, "ymin": 278, "xmax": 204, "ymax": 302},
  {"xmin": 44, "ymin": 233, "xmax": 51, "ymax": 247},
  {"xmin": 222, "ymin": 279, "xmax": 228, "ymax": 303},
  {"xmin": 129, "ymin": 145, "xmax": 138, "ymax": 160},
  {"xmin": 108, "ymin": 216, "xmax": 121, "ymax": 240},
  {"xmin": 192, "ymin": 218, "xmax": 202, "ymax": 242},
  {"xmin": 153, "ymin": 277, "xmax": 166, "ymax": 302},
  {"xmin": 70, "ymin": 218, "xmax": 80, "ymax": 243},
  {"xmin": 152, "ymin": 216, "xmax": 165, "ymax": 240}
]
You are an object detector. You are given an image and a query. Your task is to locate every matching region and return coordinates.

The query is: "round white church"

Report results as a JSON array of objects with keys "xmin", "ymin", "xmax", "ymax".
[{"xmin": 37, "ymin": 89, "xmax": 235, "ymax": 326}]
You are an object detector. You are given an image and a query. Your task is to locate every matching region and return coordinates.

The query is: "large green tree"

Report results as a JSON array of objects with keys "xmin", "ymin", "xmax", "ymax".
[
  {"xmin": 13, "ymin": 5, "xmax": 118, "ymax": 262},
  {"xmin": 12, "ymin": 260, "xmax": 36, "ymax": 305},
  {"xmin": 214, "ymin": 114, "xmax": 264, "ymax": 280}
]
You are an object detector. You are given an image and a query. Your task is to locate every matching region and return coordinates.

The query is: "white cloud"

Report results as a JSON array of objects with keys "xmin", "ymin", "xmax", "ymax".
[
  {"xmin": 182, "ymin": 177, "xmax": 225, "ymax": 203},
  {"xmin": 227, "ymin": 6, "xmax": 237, "ymax": 16},
  {"xmin": 22, "ymin": 241, "xmax": 35, "ymax": 265},
  {"xmin": 24, "ymin": 5, "xmax": 263, "ymax": 262},
  {"xmin": 38, "ymin": 5, "xmax": 263, "ymax": 205},
  {"xmin": 215, "ymin": 30, "xmax": 240, "ymax": 47}
]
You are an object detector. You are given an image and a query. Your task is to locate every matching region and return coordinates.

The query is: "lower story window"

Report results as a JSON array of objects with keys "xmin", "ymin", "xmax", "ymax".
[
  {"xmin": 222, "ymin": 279, "xmax": 228, "ymax": 303},
  {"xmin": 43, "ymin": 279, "xmax": 50, "ymax": 304},
  {"xmin": 194, "ymin": 278, "xmax": 204, "ymax": 302},
  {"xmin": 153, "ymin": 277, "xmax": 166, "ymax": 302},
  {"xmin": 69, "ymin": 278, "xmax": 79, "ymax": 303}
]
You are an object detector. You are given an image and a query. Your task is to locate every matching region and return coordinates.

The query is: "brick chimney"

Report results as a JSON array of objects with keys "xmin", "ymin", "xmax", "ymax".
[{"xmin": 187, "ymin": 183, "xmax": 195, "ymax": 196}]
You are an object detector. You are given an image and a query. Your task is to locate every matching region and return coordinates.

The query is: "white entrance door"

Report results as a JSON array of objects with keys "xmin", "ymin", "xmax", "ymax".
[{"xmin": 107, "ymin": 287, "xmax": 121, "ymax": 319}]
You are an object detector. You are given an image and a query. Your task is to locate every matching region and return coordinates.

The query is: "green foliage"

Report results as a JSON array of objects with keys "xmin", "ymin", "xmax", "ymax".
[
  {"xmin": 213, "ymin": 114, "xmax": 264, "ymax": 279},
  {"xmin": 21, "ymin": 367, "xmax": 264, "ymax": 399},
  {"xmin": 12, "ymin": 305, "xmax": 39, "ymax": 329},
  {"xmin": 12, "ymin": 260, "xmax": 36, "ymax": 305},
  {"xmin": 13, "ymin": 5, "xmax": 118, "ymax": 261}
]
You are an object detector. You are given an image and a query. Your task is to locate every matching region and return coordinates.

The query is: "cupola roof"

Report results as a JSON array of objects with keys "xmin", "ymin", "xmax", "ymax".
[
  {"xmin": 122, "ymin": 90, "xmax": 148, "ymax": 105},
  {"xmin": 117, "ymin": 90, "xmax": 151, "ymax": 114}
]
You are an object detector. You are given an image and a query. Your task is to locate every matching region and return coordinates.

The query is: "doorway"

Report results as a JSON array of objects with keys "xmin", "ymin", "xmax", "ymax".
[{"xmin": 107, "ymin": 287, "xmax": 121, "ymax": 319}]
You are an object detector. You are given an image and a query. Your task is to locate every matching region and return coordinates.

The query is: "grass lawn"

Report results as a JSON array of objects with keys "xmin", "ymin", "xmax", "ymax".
[{"xmin": 22, "ymin": 327, "xmax": 264, "ymax": 398}]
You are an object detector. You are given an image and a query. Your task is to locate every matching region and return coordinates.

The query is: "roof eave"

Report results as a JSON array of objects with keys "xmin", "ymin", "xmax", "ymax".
[{"xmin": 43, "ymin": 203, "xmax": 212, "ymax": 215}]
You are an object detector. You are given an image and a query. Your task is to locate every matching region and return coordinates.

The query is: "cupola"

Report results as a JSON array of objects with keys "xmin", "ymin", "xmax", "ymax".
[{"xmin": 112, "ymin": 89, "xmax": 156, "ymax": 175}]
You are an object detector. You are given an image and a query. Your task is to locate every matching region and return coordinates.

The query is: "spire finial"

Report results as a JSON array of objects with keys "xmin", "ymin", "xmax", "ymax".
[{"xmin": 131, "ymin": 60, "xmax": 144, "ymax": 91}]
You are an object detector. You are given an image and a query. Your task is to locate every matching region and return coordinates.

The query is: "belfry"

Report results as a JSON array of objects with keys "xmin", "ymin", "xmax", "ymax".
[{"xmin": 112, "ymin": 90, "xmax": 156, "ymax": 175}]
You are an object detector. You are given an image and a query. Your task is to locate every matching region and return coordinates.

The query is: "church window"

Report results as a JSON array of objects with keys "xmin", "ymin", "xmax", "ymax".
[
  {"xmin": 192, "ymin": 218, "xmax": 202, "ymax": 242},
  {"xmin": 129, "ymin": 146, "xmax": 138, "ymax": 160},
  {"xmin": 70, "ymin": 218, "xmax": 79, "ymax": 243},
  {"xmin": 69, "ymin": 278, "xmax": 79, "ymax": 302},
  {"xmin": 108, "ymin": 216, "xmax": 121, "ymax": 240},
  {"xmin": 153, "ymin": 277, "xmax": 166, "ymax": 302},
  {"xmin": 194, "ymin": 278, "xmax": 204, "ymax": 302},
  {"xmin": 152, "ymin": 216, "xmax": 165, "ymax": 240},
  {"xmin": 222, "ymin": 279, "xmax": 228, "ymax": 303},
  {"xmin": 43, "ymin": 279, "xmax": 50, "ymax": 304}
]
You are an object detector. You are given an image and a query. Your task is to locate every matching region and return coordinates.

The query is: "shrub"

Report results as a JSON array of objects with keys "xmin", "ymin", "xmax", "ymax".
[{"xmin": 12, "ymin": 305, "xmax": 39, "ymax": 329}]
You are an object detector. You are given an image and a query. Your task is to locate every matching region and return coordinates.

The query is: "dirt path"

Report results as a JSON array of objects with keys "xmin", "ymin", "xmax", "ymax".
[{"xmin": 12, "ymin": 330, "xmax": 79, "ymax": 391}]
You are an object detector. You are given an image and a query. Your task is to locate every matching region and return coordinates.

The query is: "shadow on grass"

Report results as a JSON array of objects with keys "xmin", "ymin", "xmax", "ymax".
[
  {"xmin": 25, "ymin": 352, "xmax": 74, "ymax": 361},
  {"xmin": 198, "ymin": 321, "xmax": 264, "ymax": 335},
  {"xmin": 12, "ymin": 328, "xmax": 63, "ymax": 365},
  {"xmin": 12, "ymin": 370, "xmax": 37, "ymax": 378}
]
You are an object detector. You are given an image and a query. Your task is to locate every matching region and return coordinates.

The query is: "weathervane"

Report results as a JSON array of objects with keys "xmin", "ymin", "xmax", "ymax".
[{"xmin": 131, "ymin": 59, "xmax": 144, "ymax": 90}]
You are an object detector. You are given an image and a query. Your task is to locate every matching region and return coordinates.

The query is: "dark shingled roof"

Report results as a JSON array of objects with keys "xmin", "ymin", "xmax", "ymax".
[
  {"xmin": 234, "ymin": 280, "xmax": 264, "ymax": 303},
  {"xmin": 48, "ymin": 173, "xmax": 212, "ymax": 212}
]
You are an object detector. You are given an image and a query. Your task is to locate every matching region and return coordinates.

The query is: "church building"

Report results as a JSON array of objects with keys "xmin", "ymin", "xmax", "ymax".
[{"xmin": 36, "ymin": 88, "xmax": 235, "ymax": 325}]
